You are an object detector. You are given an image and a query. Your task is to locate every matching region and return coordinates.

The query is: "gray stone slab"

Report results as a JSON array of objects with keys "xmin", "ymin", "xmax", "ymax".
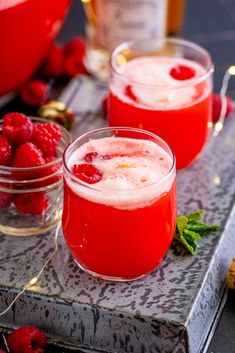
[{"xmin": 0, "ymin": 76, "xmax": 235, "ymax": 353}]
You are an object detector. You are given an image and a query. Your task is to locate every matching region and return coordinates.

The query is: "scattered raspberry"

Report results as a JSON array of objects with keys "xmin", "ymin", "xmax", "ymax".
[
  {"xmin": 43, "ymin": 43, "xmax": 65, "ymax": 78},
  {"xmin": 30, "ymin": 123, "xmax": 61, "ymax": 157},
  {"xmin": 212, "ymin": 94, "xmax": 233, "ymax": 122},
  {"xmin": 170, "ymin": 65, "xmax": 196, "ymax": 80},
  {"xmin": 0, "ymin": 135, "xmax": 12, "ymax": 165},
  {"xmin": 64, "ymin": 54, "xmax": 87, "ymax": 77},
  {"xmin": 12, "ymin": 142, "xmax": 45, "ymax": 169},
  {"xmin": 38, "ymin": 156, "xmax": 61, "ymax": 187},
  {"xmin": 2, "ymin": 113, "xmax": 33, "ymax": 144},
  {"xmin": 72, "ymin": 163, "xmax": 102, "ymax": 184},
  {"xmin": 7, "ymin": 326, "xmax": 47, "ymax": 353},
  {"xmin": 14, "ymin": 192, "xmax": 48, "ymax": 215},
  {"xmin": 19, "ymin": 80, "xmax": 49, "ymax": 106},
  {"xmin": 0, "ymin": 191, "xmax": 13, "ymax": 209},
  {"xmin": 64, "ymin": 37, "xmax": 86, "ymax": 58}
]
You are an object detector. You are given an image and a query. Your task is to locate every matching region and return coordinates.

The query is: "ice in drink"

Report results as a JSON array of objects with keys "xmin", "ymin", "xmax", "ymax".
[
  {"xmin": 62, "ymin": 128, "xmax": 176, "ymax": 281},
  {"xmin": 108, "ymin": 39, "xmax": 213, "ymax": 169}
]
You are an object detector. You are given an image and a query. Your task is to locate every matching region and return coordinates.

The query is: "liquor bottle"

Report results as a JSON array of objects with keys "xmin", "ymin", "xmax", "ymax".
[
  {"xmin": 167, "ymin": 0, "xmax": 185, "ymax": 35},
  {"xmin": 81, "ymin": 0, "xmax": 168, "ymax": 80}
]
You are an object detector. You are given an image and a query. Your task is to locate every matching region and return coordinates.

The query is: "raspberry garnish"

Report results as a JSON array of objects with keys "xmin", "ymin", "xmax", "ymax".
[
  {"xmin": 0, "ymin": 135, "xmax": 12, "ymax": 165},
  {"xmin": 84, "ymin": 152, "xmax": 99, "ymax": 163},
  {"xmin": 19, "ymin": 80, "xmax": 49, "ymax": 106},
  {"xmin": 125, "ymin": 85, "xmax": 139, "ymax": 102},
  {"xmin": 7, "ymin": 326, "xmax": 47, "ymax": 353},
  {"xmin": 43, "ymin": 43, "xmax": 65, "ymax": 78},
  {"xmin": 0, "ymin": 191, "xmax": 13, "ymax": 209},
  {"xmin": 2, "ymin": 112, "xmax": 33, "ymax": 144},
  {"xmin": 12, "ymin": 142, "xmax": 45, "ymax": 169},
  {"xmin": 72, "ymin": 163, "xmax": 102, "ymax": 184},
  {"xmin": 170, "ymin": 65, "xmax": 196, "ymax": 80},
  {"xmin": 212, "ymin": 94, "xmax": 233, "ymax": 122},
  {"xmin": 14, "ymin": 192, "xmax": 48, "ymax": 215},
  {"xmin": 30, "ymin": 123, "xmax": 61, "ymax": 157}
]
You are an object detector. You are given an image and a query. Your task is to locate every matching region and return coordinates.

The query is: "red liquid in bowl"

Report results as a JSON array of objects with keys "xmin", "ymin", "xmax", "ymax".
[{"xmin": 0, "ymin": 0, "xmax": 71, "ymax": 96}]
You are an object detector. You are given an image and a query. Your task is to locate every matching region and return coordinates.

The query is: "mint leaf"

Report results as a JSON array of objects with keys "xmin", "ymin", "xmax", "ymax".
[
  {"xmin": 187, "ymin": 210, "xmax": 204, "ymax": 221},
  {"xmin": 174, "ymin": 210, "xmax": 219, "ymax": 255},
  {"xmin": 176, "ymin": 215, "xmax": 188, "ymax": 236}
]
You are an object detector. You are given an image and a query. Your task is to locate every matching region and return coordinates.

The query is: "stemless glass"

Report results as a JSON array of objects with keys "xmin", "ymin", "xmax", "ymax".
[
  {"xmin": 62, "ymin": 127, "xmax": 176, "ymax": 282},
  {"xmin": 108, "ymin": 38, "xmax": 214, "ymax": 169}
]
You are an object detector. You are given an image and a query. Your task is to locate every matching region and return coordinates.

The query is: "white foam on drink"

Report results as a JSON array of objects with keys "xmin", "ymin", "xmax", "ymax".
[
  {"xmin": 111, "ymin": 56, "xmax": 211, "ymax": 109},
  {"xmin": 66, "ymin": 137, "xmax": 175, "ymax": 210}
]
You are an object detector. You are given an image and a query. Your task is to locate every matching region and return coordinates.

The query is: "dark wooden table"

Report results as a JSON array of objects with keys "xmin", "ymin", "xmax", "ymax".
[{"xmin": 1, "ymin": 0, "xmax": 235, "ymax": 352}]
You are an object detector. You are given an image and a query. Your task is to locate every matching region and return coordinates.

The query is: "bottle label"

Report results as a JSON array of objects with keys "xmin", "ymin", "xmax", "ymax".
[{"xmin": 95, "ymin": 0, "xmax": 167, "ymax": 50}]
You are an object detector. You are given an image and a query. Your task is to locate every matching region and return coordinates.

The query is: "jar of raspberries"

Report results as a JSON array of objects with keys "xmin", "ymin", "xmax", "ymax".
[{"xmin": 0, "ymin": 113, "xmax": 71, "ymax": 236}]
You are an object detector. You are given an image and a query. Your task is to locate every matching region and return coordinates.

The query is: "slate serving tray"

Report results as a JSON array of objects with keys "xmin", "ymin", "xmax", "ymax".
[{"xmin": 0, "ymin": 76, "xmax": 235, "ymax": 353}]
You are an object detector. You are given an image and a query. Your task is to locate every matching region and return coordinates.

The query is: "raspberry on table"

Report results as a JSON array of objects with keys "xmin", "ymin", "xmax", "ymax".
[
  {"xmin": 64, "ymin": 54, "xmax": 87, "ymax": 77},
  {"xmin": 212, "ymin": 94, "xmax": 233, "ymax": 122},
  {"xmin": 7, "ymin": 326, "xmax": 47, "ymax": 353},
  {"xmin": 64, "ymin": 37, "xmax": 86, "ymax": 58},
  {"xmin": 2, "ymin": 112, "xmax": 33, "ymax": 144},
  {"xmin": 30, "ymin": 123, "xmax": 62, "ymax": 157},
  {"xmin": 72, "ymin": 163, "xmax": 102, "ymax": 184},
  {"xmin": 43, "ymin": 43, "xmax": 65, "ymax": 78},
  {"xmin": 170, "ymin": 65, "xmax": 196, "ymax": 80},
  {"xmin": 0, "ymin": 135, "xmax": 12, "ymax": 165},
  {"xmin": 19, "ymin": 80, "xmax": 49, "ymax": 107},
  {"xmin": 14, "ymin": 191, "xmax": 48, "ymax": 215}
]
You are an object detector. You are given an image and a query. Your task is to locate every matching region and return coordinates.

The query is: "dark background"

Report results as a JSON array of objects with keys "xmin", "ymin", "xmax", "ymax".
[{"xmin": 1, "ymin": 0, "xmax": 235, "ymax": 352}]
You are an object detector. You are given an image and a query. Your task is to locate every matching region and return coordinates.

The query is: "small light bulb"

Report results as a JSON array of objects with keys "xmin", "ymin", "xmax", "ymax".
[
  {"xmin": 228, "ymin": 66, "xmax": 235, "ymax": 76},
  {"xmin": 29, "ymin": 277, "xmax": 38, "ymax": 286}
]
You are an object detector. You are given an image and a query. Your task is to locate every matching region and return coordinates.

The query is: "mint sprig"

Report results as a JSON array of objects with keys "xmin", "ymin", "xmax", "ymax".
[{"xmin": 174, "ymin": 210, "xmax": 219, "ymax": 255}]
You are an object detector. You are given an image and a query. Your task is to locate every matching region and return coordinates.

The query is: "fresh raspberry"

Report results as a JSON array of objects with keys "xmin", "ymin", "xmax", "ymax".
[
  {"xmin": 2, "ymin": 113, "xmax": 33, "ymax": 144},
  {"xmin": 0, "ymin": 191, "xmax": 13, "ymax": 209},
  {"xmin": 0, "ymin": 135, "xmax": 12, "ymax": 165},
  {"xmin": 30, "ymin": 123, "xmax": 61, "ymax": 157},
  {"xmin": 64, "ymin": 37, "xmax": 86, "ymax": 58},
  {"xmin": 19, "ymin": 80, "xmax": 49, "ymax": 106},
  {"xmin": 42, "ymin": 122, "xmax": 62, "ymax": 142},
  {"xmin": 43, "ymin": 43, "xmax": 65, "ymax": 78},
  {"xmin": 212, "ymin": 94, "xmax": 233, "ymax": 122},
  {"xmin": 14, "ymin": 192, "xmax": 48, "ymax": 215},
  {"xmin": 170, "ymin": 65, "xmax": 196, "ymax": 80},
  {"xmin": 12, "ymin": 142, "xmax": 45, "ymax": 169},
  {"xmin": 7, "ymin": 326, "xmax": 47, "ymax": 353},
  {"xmin": 38, "ymin": 156, "xmax": 61, "ymax": 187},
  {"xmin": 72, "ymin": 163, "xmax": 102, "ymax": 184},
  {"xmin": 64, "ymin": 54, "xmax": 87, "ymax": 77}
]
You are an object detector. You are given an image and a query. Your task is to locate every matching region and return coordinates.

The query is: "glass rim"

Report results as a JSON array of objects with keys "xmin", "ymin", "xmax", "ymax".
[
  {"xmin": 63, "ymin": 126, "xmax": 176, "ymax": 192},
  {"xmin": 110, "ymin": 37, "xmax": 214, "ymax": 90}
]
